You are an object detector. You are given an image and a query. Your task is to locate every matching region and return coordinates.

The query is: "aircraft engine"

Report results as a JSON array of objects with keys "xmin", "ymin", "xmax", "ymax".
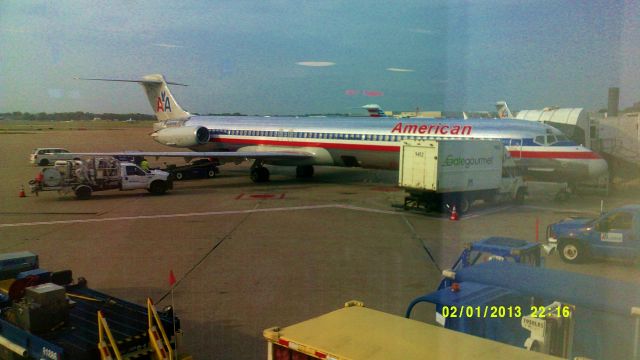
[{"xmin": 151, "ymin": 126, "xmax": 210, "ymax": 147}]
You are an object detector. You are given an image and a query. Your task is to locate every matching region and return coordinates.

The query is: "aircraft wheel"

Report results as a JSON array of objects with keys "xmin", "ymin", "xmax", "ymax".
[
  {"xmin": 296, "ymin": 165, "xmax": 314, "ymax": 178},
  {"xmin": 251, "ymin": 167, "xmax": 270, "ymax": 183}
]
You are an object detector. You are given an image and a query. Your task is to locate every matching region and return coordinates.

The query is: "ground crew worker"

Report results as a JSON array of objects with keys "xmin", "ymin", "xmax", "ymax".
[{"xmin": 140, "ymin": 158, "xmax": 150, "ymax": 172}]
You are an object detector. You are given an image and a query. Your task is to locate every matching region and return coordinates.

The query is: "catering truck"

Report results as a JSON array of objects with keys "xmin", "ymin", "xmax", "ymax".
[
  {"xmin": 29, "ymin": 157, "xmax": 172, "ymax": 199},
  {"xmin": 399, "ymin": 140, "xmax": 526, "ymax": 213},
  {"xmin": 263, "ymin": 300, "xmax": 555, "ymax": 360}
]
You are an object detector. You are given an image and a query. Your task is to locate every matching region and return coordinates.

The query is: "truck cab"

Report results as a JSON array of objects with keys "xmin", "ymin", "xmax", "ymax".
[
  {"xmin": 546, "ymin": 205, "xmax": 640, "ymax": 263},
  {"xmin": 120, "ymin": 162, "xmax": 165, "ymax": 190},
  {"xmin": 498, "ymin": 157, "xmax": 527, "ymax": 204}
]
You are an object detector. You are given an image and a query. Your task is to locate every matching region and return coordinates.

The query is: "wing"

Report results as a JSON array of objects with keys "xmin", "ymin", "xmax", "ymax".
[{"xmin": 66, "ymin": 150, "xmax": 314, "ymax": 163}]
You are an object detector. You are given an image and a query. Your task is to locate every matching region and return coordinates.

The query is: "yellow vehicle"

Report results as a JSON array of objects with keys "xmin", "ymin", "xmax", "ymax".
[{"xmin": 263, "ymin": 301, "xmax": 557, "ymax": 360}]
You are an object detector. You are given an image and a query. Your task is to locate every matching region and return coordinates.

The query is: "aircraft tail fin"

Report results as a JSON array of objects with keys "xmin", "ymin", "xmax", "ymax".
[
  {"xmin": 76, "ymin": 74, "xmax": 190, "ymax": 122},
  {"xmin": 496, "ymin": 101, "xmax": 513, "ymax": 119},
  {"xmin": 362, "ymin": 104, "xmax": 386, "ymax": 117}
]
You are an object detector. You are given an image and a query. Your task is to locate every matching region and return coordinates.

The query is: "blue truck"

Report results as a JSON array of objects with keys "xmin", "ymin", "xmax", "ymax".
[
  {"xmin": 546, "ymin": 204, "xmax": 640, "ymax": 263},
  {"xmin": 405, "ymin": 261, "xmax": 640, "ymax": 360}
]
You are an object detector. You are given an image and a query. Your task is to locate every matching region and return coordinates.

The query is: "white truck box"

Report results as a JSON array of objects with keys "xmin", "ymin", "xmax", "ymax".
[{"xmin": 399, "ymin": 139, "xmax": 503, "ymax": 193}]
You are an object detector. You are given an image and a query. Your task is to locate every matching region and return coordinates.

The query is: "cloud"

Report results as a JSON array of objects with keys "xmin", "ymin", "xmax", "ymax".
[
  {"xmin": 296, "ymin": 61, "xmax": 336, "ymax": 67},
  {"xmin": 386, "ymin": 67, "xmax": 415, "ymax": 72},
  {"xmin": 153, "ymin": 43, "xmax": 184, "ymax": 48}
]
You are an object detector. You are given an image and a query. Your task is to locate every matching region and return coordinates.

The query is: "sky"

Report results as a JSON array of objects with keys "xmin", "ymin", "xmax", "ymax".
[{"xmin": 0, "ymin": 0, "xmax": 638, "ymax": 115}]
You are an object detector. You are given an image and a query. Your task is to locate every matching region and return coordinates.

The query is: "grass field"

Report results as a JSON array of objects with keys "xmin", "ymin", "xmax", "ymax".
[{"xmin": 0, "ymin": 119, "xmax": 156, "ymax": 133}]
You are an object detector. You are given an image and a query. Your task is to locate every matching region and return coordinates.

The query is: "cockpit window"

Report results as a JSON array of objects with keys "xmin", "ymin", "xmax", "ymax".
[
  {"xmin": 546, "ymin": 135, "xmax": 557, "ymax": 144},
  {"xmin": 534, "ymin": 135, "xmax": 546, "ymax": 145}
]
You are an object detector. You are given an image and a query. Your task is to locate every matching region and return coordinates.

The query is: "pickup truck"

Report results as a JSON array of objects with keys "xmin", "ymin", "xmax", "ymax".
[
  {"xmin": 30, "ymin": 157, "xmax": 172, "ymax": 199},
  {"xmin": 546, "ymin": 205, "xmax": 640, "ymax": 263}
]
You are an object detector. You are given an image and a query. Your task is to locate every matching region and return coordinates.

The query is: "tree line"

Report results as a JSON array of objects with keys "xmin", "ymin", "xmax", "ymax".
[{"xmin": 0, "ymin": 112, "xmax": 156, "ymax": 121}]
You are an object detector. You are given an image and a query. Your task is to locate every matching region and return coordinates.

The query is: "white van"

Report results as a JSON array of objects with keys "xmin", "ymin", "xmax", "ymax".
[{"xmin": 30, "ymin": 148, "xmax": 75, "ymax": 166}]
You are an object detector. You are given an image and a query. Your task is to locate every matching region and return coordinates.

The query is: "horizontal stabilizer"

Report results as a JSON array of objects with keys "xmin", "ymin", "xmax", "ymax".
[
  {"xmin": 75, "ymin": 74, "xmax": 190, "ymax": 122},
  {"xmin": 75, "ymin": 77, "xmax": 188, "ymax": 86}
]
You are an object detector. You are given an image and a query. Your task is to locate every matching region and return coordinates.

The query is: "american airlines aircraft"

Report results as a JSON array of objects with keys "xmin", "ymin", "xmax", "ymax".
[{"xmin": 79, "ymin": 74, "xmax": 608, "ymax": 184}]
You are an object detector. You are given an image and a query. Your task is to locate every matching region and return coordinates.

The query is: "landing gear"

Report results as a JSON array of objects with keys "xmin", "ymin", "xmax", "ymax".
[
  {"xmin": 296, "ymin": 165, "xmax": 314, "ymax": 178},
  {"xmin": 250, "ymin": 161, "xmax": 270, "ymax": 183}
]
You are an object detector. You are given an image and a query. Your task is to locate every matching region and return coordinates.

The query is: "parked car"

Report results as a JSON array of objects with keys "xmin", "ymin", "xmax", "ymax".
[
  {"xmin": 163, "ymin": 159, "xmax": 220, "ymax": 180},
  {"xmin": 30, "ymin": 148, "xmax": 76, "ymax": 166},
  {"xmin": 545, "ymin": 204, "xmax": 640, "ymax": 263}
]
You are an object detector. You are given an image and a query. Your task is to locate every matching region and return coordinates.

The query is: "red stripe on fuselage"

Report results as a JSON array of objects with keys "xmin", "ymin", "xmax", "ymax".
[
  {"xmin": 211, "ymin": 137, "xmax": 399, "ymax": 152},
  {"xmin": 210, "ymin": 137, "xmax": 600, "ymax": 160}
]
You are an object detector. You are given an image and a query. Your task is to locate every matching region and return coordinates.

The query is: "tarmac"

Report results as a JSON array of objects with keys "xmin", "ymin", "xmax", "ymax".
[{"xmin": 1, "ymin": 123, "xmax": 639, "ymax": 358}]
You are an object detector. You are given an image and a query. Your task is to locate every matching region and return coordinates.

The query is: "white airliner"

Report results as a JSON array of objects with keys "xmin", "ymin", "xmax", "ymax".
[{"xmin": 78, "ymin": 74, "xmax": 608, "ymax": 184}]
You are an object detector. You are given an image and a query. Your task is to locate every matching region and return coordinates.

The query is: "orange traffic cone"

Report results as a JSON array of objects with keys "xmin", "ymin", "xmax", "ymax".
[
  {"xmin": 449, "ymin": 205, "xmax": 458, "ymax": 221},
  {"xmin": 19, "ymin": 185, "xmax": 26, "ymax": 198}
]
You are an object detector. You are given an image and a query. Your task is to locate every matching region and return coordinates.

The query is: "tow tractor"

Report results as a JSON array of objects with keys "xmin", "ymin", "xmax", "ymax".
[
  {"xmin": 437, "ymin": 237, "xmax": 541, "ymax": 291},
  {"xmin": 0, "ymin": 251, "xmax": 190, "ymax": 360}
]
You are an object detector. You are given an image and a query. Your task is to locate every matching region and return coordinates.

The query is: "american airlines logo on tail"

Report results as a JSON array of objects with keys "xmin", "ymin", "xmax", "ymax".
[{"xmin": 156, "ymin": 91, "xmax": 172, "ymax": 112}]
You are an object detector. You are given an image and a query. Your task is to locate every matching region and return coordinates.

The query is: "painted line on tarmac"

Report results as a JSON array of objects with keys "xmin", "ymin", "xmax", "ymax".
[
  {"xmin": 461, "ymin": 205, "xmax": 515, "ymax": 220},
  {"xmin": 0, "ymin": 202, "xmax": 502, "ymax": 229},
  {"xmin": 335, "ymin": 204, "xmax": 402, "ymax": 215},
  {"xmin": 0, "ymin": 204, "xmax": 337, "ymax": 228},
  {"xmin": 520, "ymin": 205, "xmax": 599, "ymax": 215}
]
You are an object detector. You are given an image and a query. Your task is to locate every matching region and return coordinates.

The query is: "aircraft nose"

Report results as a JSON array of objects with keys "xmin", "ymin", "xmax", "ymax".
[{"xmin": 588, "ymin": 157, "xmax": 609, "ymax": 178}]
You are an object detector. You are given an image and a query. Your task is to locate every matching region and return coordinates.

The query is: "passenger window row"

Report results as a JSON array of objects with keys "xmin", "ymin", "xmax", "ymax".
[{"xmin": 210, "ymin": 129, "xmax": 471, "ymax": 142}]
